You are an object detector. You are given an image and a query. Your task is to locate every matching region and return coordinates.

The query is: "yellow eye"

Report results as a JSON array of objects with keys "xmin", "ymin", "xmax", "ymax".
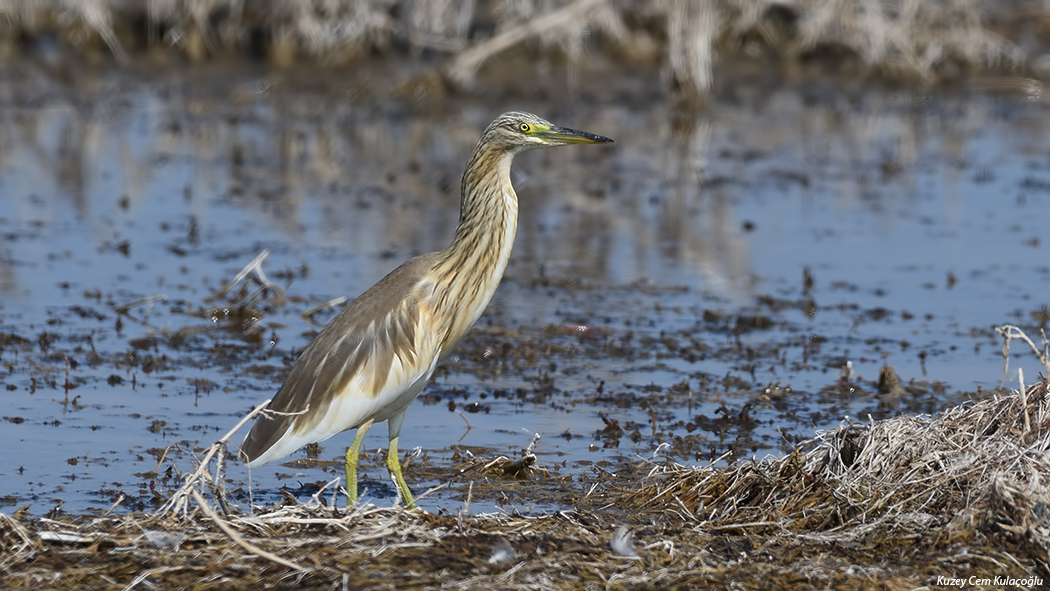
[{"xmin": 518, "ymin": 122, "xmax": 531, "ymax": 133}]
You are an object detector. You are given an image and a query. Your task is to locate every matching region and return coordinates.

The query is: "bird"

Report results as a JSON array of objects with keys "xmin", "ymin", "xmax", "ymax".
[{"xmin": 239, "ymin": 112, "xmax": 613, "ymax": 507}]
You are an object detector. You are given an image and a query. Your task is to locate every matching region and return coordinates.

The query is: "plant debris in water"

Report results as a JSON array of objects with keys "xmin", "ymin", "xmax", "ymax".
[{"xmin": 3, "ymin": 375, "xmax": 1048, "ymax": 589}]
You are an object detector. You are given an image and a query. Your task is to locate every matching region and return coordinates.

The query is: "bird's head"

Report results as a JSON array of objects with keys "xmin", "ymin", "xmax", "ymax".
[{"xmin": 480, "ymin": 112, "xmax": 614, "ymax": 154}]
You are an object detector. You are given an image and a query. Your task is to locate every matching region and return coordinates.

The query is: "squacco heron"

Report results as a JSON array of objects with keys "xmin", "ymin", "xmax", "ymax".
[{"xmin": 239, "ymin": 112, "xmax": 612, "ymax": 507}]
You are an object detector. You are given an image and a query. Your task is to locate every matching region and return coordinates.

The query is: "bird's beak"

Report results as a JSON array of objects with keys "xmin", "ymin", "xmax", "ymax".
[{"xmin": 540, "ymin": 125, "xmax": 615, "ymax": 145}]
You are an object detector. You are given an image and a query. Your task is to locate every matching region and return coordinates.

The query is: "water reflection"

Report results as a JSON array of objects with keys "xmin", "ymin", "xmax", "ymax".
[
  {"xmin": 2, "ymin": 66, "xmax": 1050, "ymax": 514},
  {"xmin": 663, "ymin": 108, "xmax": 754, "ymax": 300},
  {"xmin": 2, "ymin": 68, "xmax": 1047, "ymax": 338}
]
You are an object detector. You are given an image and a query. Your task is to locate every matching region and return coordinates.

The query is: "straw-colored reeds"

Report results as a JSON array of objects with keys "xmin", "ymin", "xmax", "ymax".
[
  {"xmin": 0, "ymin": 1, "xmax": 1032, "ymax": 94},
  {"xmin": 4, "ymin": 376, "xmax": 1048, "ymax": 588}
]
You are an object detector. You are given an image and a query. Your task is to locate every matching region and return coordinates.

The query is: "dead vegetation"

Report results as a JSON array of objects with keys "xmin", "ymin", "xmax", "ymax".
[
  {"xmin": 622, "ymin": 377, "xmax": 1050, "ymax": 576},
  {"xmin": 0, "ymin": 0, "xmax": 1036, "ymax": 95},
  {"xmin": 4, "ymin": 337, "xmax": 1050, "ymax": 588}
]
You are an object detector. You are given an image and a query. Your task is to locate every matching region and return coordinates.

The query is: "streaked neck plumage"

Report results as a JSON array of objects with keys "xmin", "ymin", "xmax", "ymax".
[{"xmin": 432, "ymin": 141, "xmax": 520, "ymax": 353}]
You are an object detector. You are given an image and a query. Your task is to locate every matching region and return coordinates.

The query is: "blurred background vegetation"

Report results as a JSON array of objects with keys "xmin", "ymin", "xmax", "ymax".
[{"xmin": 0, "ymin": 0, "xmax": 1045, "ymax": 96}]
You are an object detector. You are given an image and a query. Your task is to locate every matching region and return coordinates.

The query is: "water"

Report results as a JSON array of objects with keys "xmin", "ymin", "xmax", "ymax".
[{"xmin": 1, "ymin": 66, "xmax": 1047, "ymax": 515}]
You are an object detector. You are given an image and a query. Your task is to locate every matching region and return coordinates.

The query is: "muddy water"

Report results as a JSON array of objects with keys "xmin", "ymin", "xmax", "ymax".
[{"xmin": 1, "ymin": 65, "xmax": 1048, "ymax": 515}]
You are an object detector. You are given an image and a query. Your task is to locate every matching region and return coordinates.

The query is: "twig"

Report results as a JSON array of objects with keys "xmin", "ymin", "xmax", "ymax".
[
  {"xmin": 1020, "ymin": 368, "xmax": 1031, "ymax": 433},
  {"xmin": 308, "ymin": 477, "xmax": 342, "ymax": 508},
  {"xmin": 457, "ymin": 410, "xmax": 472, "ymax": 441},
  {"xmin": 210, "ymin": 250, "xmax": 269, "ymax": 300},
  {"xmin": 153, "ymin": 446, "xmax": 171, "ymax": 476},
  {"xmin": 463, "ymin": 481, "xmax": 473, "ymax": 515},
  {"xmin": 302, "ymin": 296, "xmax": 348, "ymax": 327},
  {"xmin": 103, "ymin": 492, "xmax": 126, "ymax": 516},
  {"xmin": 523, "ymin": 432, "xmax": 541, "ymax": 456},
  {"xmin": 414, "ymin": 482, "xmax": 448, "ymax": 505},
  {"xmin": 444, "ymin": 0, "xmax": 606, "ymax": 87},
  {"xmin": 209, "ymin": 250, "xmax": 286, "ymax": 306},
  {"xmin": 704, "ymin": 521, "xmax": 780, "ymax": 532},
  {"xmin": 191, "ymin": 489, "xmax": 307, "ymax": 572},
  {"xmin": 995, "ymin": 324, "xmax": 1050, "ymax": 378},
  {"xmin": 121, "ymin": 566, "xmax": 187, "ymax": 591},
  {"xmin": 155, "ymin": 399, "xmax": 271, "ymax": 518},
  {"xmin": 114, "ymin": 294, "xmax": 169, "ymax": 315}
]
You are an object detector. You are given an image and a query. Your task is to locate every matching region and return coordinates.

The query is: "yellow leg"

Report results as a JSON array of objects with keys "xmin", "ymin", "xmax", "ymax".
[
  {"xmin": 344, "ymin": 419, "xmax": 374, "ymax": 507},
  {"xmin": 386, "ymin": 436, "xmax": 415, "ymax": 508}
]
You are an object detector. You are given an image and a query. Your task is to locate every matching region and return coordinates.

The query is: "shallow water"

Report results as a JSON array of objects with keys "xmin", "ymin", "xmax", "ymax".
[{"xmin": 1, "ymin": 65, "xmax": 1048, "ymax": 515}]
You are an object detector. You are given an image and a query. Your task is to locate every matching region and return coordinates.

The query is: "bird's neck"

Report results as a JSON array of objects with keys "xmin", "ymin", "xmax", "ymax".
[
  {"xmin": 450, "ymin": 149, "xmax": 518, "ymax": 257},
  {"xmin": 431, "ymin": 148, "xmax": 519, "ymax": 350}
]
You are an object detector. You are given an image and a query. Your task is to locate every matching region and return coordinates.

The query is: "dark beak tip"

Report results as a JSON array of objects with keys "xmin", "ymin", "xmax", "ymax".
[{"xmin": 581, "ymin": 132, "xmax": 613, "ymax": 144}]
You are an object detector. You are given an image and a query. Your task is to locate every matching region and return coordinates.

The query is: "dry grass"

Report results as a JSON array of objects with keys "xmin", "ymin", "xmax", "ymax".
[
  {"xmin": 629, "ymin": 376, "xmax": 1050, "ymax": 537},
  {"xmin": 0, "ymin": 0, "xmax": 1034, "ymax": 94},
  {"xmin": 4, "ymin": 372, "xmax": 1050, "ymax": 588},
  {"xmin": 615, "ymin": 375, "xmax": 1050, "ymax": 584}
]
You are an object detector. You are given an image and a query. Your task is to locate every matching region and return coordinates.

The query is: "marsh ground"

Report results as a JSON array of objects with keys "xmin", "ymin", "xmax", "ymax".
[
  {"xmin": 2, "ymin": 4, "xmax": 1050, "ymax": 585},
  {"xmin": 2, "ymin": 60, "xmax": 1048, "ymax": 517}
]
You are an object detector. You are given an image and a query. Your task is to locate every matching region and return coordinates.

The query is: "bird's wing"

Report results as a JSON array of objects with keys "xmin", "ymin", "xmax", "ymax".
[{"xmin": 239, "ymin": 253, "xmax": 444, "ymax": 466}]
